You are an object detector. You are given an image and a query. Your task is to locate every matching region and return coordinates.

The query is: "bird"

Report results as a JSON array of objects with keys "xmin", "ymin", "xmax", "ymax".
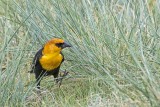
[{"xmin": 29, "ymin": 38, "xmax": 71, "ymax": 89}]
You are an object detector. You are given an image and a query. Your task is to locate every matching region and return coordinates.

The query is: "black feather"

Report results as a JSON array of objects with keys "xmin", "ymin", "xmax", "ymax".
[{"xmin": 30, "ymin": 48, "xmax": 64, "ymax": 89}]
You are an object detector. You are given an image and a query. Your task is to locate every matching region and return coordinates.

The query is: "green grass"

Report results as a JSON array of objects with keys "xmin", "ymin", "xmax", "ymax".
[{"xmin": 0, "ymin": 0, "xmax": 160, "ymax": 106}]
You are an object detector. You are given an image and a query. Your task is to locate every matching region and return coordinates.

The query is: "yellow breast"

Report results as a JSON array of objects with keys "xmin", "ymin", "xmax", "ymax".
[{"xmin": 39, "ymin": 54, "xmax": 63, "ymax": 71}]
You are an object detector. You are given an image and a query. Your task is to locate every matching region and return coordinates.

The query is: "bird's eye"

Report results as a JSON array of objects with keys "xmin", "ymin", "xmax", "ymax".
[{"xmin": 56, "ymin": 43, "xmax": 63, "ymax": 47}]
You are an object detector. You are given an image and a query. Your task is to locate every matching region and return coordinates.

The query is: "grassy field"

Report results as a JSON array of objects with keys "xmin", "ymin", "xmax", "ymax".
[{"xmin": 0, "ymin": 0, "xmax": 160, "ymax": 106}]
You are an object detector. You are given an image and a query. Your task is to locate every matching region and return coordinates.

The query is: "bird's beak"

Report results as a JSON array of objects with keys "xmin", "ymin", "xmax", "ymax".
[{"xmin": 62, "ymin": 42, "xmax": 72, "ymax": 49}]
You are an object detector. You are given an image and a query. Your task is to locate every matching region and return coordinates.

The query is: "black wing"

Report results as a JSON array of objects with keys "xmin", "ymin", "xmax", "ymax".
[{"xmin": 29, "ymin": 48, "xmax": 43, "ymax": 73}]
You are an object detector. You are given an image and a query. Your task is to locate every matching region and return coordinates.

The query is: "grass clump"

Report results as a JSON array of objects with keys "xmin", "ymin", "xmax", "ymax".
[{"xmin": 0, "ymin": 0, "xmax": 160, "ymax": 106}]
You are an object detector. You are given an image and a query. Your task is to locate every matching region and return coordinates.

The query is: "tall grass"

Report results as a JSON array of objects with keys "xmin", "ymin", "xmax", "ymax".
[{"xmin": 0, "ymin": 0, "xmax": 160, "ymax": 106}]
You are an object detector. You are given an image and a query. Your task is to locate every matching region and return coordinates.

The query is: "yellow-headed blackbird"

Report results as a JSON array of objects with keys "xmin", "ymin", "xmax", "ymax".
[{"xmin": 30, "ymin": 38, "xmax": 71, "ymax": 89}]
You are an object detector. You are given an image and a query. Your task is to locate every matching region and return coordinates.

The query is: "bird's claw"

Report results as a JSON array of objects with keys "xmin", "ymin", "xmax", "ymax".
[{"xmin": 56, "ymin": 70, "xmax": 69, "ymax": 87}]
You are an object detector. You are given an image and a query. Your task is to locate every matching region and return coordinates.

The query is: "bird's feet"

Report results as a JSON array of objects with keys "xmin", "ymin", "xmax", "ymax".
[{"xmin": 55, "ymin": 70, "xmax": 69, "ymax": 87}]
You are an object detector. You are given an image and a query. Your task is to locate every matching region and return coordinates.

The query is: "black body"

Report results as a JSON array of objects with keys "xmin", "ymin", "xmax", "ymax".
[{"xmin": 30, "ymin": 48, "xmax": 64, "ymax": 89}]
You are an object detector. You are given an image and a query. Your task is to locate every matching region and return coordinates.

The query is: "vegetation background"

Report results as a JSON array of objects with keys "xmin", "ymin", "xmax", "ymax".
[{"xmin": 0, "ymin": 0, "xmax": 160, "ymax": 106}]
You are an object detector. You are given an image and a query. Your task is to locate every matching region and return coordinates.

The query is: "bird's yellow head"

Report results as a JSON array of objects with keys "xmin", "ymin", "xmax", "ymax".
[{"xmin": 42, "ymin": 38, "xmax": 71, "ymax": 55}]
